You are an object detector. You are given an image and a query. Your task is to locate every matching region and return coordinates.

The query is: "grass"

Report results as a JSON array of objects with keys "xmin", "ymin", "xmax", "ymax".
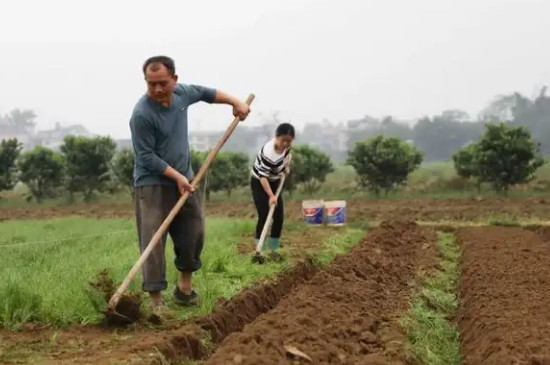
[
  {"xmin": 311, "ymin": 228, "xmax": 364, "ymax": 266},
  {"xmin": 0, "ymin": 216, "xmax": 363, "ymax": 329},
  {"xmin": 401, "ymin": 232, "xmax": 462, "ymax": 365}
]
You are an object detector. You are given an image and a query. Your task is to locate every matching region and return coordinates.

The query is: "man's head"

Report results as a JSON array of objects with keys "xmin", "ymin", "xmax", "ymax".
[{"xmin": 142, "ymin": 56, "xmax": 178, "ymax": 106}]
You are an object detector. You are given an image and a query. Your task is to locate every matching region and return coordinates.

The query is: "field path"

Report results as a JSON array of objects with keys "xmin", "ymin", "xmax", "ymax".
[{"xmin": 2, "ymin": 197, "xmax": 550, "ymax": 222}]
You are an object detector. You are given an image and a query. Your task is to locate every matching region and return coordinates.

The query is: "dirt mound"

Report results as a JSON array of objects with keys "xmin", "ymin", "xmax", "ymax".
[
  {"xmin": 88, "ymin": 269, "xmax": 143, "ymax": 326},
  {"xmin": 203, "ymin": 220, "xmax": 436, "ymax": 365},
  {"xmin": 457, "ymin": 226, "xmax": 550, "ymax": 365}
]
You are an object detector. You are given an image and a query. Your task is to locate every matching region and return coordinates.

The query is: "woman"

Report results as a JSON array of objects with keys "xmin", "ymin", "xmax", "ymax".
[{"xmin": 250, "ymin": 123, "xmax": 295, "ymax": 261}]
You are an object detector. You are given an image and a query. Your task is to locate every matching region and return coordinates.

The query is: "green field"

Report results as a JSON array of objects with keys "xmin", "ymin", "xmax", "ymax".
[{"xmin": 0, "ymin": 216, "xmax": 363, "ymax": 329}]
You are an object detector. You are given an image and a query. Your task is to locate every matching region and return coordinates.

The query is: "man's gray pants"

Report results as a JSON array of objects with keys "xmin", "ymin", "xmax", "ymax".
[{"xmin": 134, "ymin": 185, "xmax": 204, "ymax": 292}]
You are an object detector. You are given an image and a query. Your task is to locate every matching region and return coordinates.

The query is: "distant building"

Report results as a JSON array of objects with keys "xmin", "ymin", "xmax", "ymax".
[
  {"xmin": 301, "ymin": 121, "xmax": 349, "ymax": 154},
  {"xmin": 1, "ymin": 122, "xmax": 95, "ymax": 151},
  {"xmin": 189, "ymin": 131, "xmax": 221, "ymax": 151},
  {"xmin": 30, "ymin": 123, "xmax": 95, "ymax": 151},
  {"xmin": 347, "ymin": 115, "xmax": 380, "ymax": 131}
]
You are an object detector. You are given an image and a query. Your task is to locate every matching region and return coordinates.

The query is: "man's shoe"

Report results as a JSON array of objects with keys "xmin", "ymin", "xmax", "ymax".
[{"xmin": 173, "ymin": 286, "xmax": 200, "ymax": 307}]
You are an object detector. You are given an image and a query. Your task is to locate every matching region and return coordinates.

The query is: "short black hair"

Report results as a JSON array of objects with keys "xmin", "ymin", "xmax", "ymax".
[
  {"xmin": 142, "ymin": 55, "xmax": 176, "ymax": 75},
  {"xmin": 275, "ymin": 123, "xmax": 295, "ymax": 138}
]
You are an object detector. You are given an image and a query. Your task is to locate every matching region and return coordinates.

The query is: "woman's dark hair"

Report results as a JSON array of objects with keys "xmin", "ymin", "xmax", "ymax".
[{"xmin": 275, "ymin": 123, "xmax": 295, "ymax": 138}]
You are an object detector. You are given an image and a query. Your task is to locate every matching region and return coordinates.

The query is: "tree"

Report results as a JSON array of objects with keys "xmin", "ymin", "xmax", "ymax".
[
  {"xmin": 1, "ymin": 109, "xmax": 36, "ymax": 134},
  {"xmin": 479, "ymin": 94, "xmax": 517, "ymax": 122},
  {"xmin": 474, "ymin": 123, "xmax": 544, "ymax": 195},
  {"xmin": 18, "ymin": 146, "xmax": 65, "ymax": 202},
  {"xmin": 347, "ymin": 135, "xmax": 423, "ymax": 197},
  {"xmin": 480, "ymin": 87, "xmax": 550, "ymax": 154},
  {"xmin": 112, "ymin": 148, "xmax": 134, "ymax": 193},
  {"xmin": 191, "ymin": 150, "xmax": 210, "ymax": 200},
  {"xmin": 60, "ymin": 135, "xmax": 117, "ymax": 201},
  {"xmin": 205, "ymin": 154, "xmax": 232, "ymax": 199},
  {"xmin": 223, "ymin": 152, "xmax": 250, "ymax": 197},
  {"xmin": 190, "ymin": 150, "xmax": 250, "ymax": 200},
  {"xmin": 510, "ymin": 87, "xmax": 550, "ymax": 154},
  {"xmin": 412, "ymin": 112, "xmax": 484, "ymax": 161},
  {"xmin": 290, "ymin": 145, "xmax": 334, "ymax": 194},
  {"xmin": 452, "ymin": 143, "xmax": 481, "ymax": 193},
  {"xmin": 0, "ymin": 138, "xmax": 23, "ymax": 195},
  {"xmin": 377, "ymin": 116, "xmax": 413, "ymax": 140}
]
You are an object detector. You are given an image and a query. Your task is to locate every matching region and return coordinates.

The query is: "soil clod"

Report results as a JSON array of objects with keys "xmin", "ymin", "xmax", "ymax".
[{"xmin": 88, "ymin": 269, "xmax": 143, "ymax": 327}]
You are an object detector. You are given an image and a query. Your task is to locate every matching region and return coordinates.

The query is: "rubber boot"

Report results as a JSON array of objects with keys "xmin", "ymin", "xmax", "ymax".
[
  {"xmin": 267, "ymin": 237, "xmax": 284, "ymax": 262},
  {"xmin": 267, "ymin": 237, "xmax": 280, "ymax": 251}
]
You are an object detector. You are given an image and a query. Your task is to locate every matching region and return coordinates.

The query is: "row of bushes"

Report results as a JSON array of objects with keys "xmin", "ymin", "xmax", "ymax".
[
  {"xmin": 0, "ymin": 121, "xmax": 545, "ymax": 202},
  {"xmin": 0, "ymin": 136, "xmax": 335, "ymax": 203}
]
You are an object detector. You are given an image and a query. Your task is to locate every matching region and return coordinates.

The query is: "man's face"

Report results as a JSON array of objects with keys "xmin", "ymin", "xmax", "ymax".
[{"xmin": 144, "ymin": 63, "xmax": 177, "ymax": 105}]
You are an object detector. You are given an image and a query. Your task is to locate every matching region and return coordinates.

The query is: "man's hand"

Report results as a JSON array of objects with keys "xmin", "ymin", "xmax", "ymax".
[
  {"xmin": 176, "ymin": 174, "xmax": 195, "ymax": 195},
  {"xmin": 164, "ymin": 165, "xmax": 195, "ymax": 195},
  {"xmin": 269, "ymin": 195, "xmax": 278, "ymax": 207},
  {"xmin": 233, "ymin": 100, "xmax": 250, "ymax": 121},
  {"xmin": 213, "ymin": 90, "xmax": 251, "ymax": 121}
]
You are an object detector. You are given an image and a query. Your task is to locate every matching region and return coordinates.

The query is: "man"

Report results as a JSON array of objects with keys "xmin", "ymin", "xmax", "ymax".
[{"xmin": 129, "ymin": 55, "xmax": 250, "ymax": 311}]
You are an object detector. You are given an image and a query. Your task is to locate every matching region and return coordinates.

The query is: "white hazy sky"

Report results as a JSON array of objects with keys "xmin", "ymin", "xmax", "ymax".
[{"xmin": 1, "ymin": 0, "xmax": 549, "ymax": 139}]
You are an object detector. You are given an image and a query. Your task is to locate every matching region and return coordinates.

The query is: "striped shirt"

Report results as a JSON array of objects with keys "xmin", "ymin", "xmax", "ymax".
[{"xmin": 252, "ymin": 138, "xmax": 290, "ymax": 181}]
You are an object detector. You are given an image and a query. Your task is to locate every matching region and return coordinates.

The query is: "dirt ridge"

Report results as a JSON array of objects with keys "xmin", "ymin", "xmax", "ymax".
[{"xmin": 152, "ymin": 259, "xmax": 319, "ymax": 363}]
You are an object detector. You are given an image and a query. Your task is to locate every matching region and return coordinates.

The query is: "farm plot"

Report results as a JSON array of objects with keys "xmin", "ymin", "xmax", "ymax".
[
  {"xmin": 6, "ymin": 197, "xmax": 550, "ymax": 365},
  {"xmin": 457, "ymin": 226, "xmax": 550, "ymax": 365}
]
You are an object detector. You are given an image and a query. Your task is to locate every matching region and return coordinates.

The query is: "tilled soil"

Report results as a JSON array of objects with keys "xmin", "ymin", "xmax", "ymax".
[
  {"xmin": 2, "ymin": 197, "xmax": 550, "ymax": 222},
  {"xmin": 457, "ymin": 226, "xmax": 550, "ymax": 365},
  {"xmin": 203, "ymin": 220, "xmax": 437, "ymax": 365}
]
